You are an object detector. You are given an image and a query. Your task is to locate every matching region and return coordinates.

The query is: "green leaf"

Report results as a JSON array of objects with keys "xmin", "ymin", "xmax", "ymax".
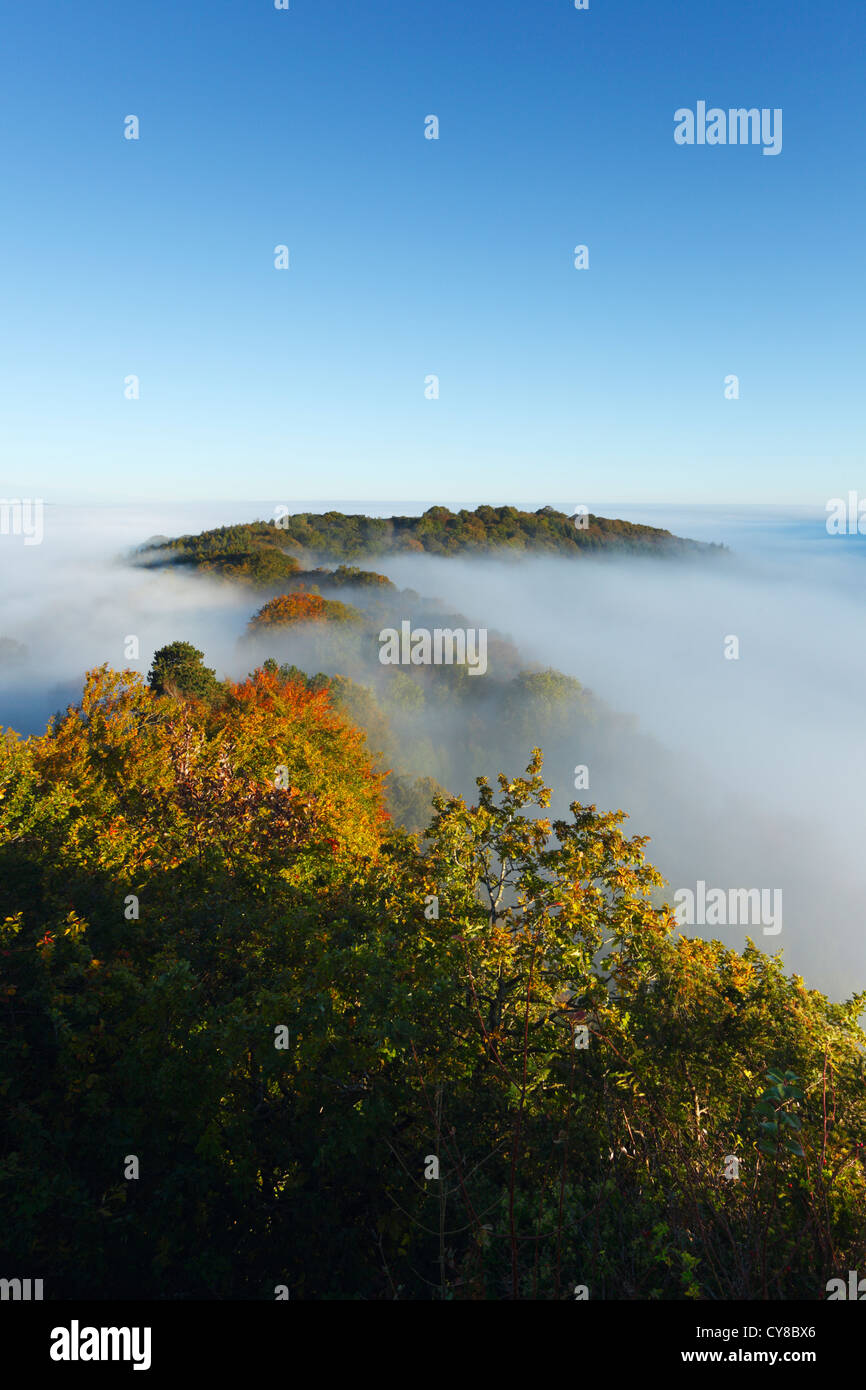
[{"xmin": 780, "ymin": 1112, "xmax": 802, "ymax": 1130}]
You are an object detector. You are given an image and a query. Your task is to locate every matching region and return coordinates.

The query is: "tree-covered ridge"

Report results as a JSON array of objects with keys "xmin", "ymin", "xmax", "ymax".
[
  {"xmin": 319, "ymin": 565, "xmax": 396, "ymax": 589},
  {"xmin": 133, "ymin": 541, "xmax": 695, "ymax": 856},
  {"xmin": 133, "ymin": 523, "xmax": 302, "ymax": 589},
  {"xmin": 137, "ymin": 504, "xmax": 723, "ymax": 572},
  {"xmin": 0, "ymin": 682, "xmax": 863, "ymax": 1301},
  {"xmin": 234, "ymin": 570, "xmax": 635, "ymax": 837}
]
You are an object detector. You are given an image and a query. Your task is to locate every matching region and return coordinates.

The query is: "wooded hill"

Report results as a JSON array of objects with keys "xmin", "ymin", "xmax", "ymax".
[{"xmin": 135, "ymin": 504, "xmax": 724, "ymax": 577}]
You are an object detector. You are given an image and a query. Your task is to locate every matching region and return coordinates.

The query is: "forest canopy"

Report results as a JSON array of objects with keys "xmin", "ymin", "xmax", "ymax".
[
  {"xmin": 136, "ymin": 505, "xmax": 725, "ymax": 575},
  {"xmin": 0, "ymin": 663, "xmax": 863, "ymax": 1300}
]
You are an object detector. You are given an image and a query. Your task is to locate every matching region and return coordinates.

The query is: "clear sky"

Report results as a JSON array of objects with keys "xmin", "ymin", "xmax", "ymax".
[{"xmin": 1, "ymin": 0, "xmax": 862, "ymax": 505}]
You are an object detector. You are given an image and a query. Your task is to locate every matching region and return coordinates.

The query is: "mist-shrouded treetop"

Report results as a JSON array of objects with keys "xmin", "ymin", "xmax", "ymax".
[
  {"xmin": 0, "ymin": 637, "xmax": 28, "ymax": 669},
  {"xmin": 248, "ymin": 592, "xmax": 364, "ymax": 631}
]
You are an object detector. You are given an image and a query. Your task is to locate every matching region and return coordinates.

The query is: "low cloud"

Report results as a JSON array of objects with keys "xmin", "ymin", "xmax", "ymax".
[{"xmin": 1, "ymin": 504, "xmax": 863, "ymax": 1000}]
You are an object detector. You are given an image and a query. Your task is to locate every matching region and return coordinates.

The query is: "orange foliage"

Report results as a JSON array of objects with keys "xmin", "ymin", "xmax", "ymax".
[
  {"xmin": 216, "ymin": 667, "xmax": 390, "ymax": 858},
  {"xmin": 249, "ymin": 592, "xmax": 327, "ymax": 627}
]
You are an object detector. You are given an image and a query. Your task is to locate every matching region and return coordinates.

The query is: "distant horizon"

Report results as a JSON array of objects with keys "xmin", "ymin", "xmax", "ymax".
[
  {"xmin": 16, "ymin": 498, "xmax": 843, "ymax": 515},
  {"xmin": 13, "ymin": 496, "xmax": 862, "ymax": 561}
]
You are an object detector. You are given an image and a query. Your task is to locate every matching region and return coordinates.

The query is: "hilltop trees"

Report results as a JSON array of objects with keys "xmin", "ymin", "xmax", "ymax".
[
  {"xmin": 138, "ymin": 523, "xmax": 302, "ymax": 588},
  {"xmin": 139, "ymin": 506, "xmax": 721, "ymax": 574},
  {"xmin": 248, "ymin": 593, "xmax": 364, "ymax": 630}
]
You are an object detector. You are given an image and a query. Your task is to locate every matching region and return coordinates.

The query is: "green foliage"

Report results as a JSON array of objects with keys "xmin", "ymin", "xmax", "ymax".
[
  {"xmin": 137, "ymin": 524, "xmax": 302, "ymax": 588},
  {"xmin": 147, "ymin": 641, "xmax": 220, "ymax": 700},
  {"xmin": 754, "ymin": 1070, "xmax": 806, "ymax": 1158},
  {"xmin": 0, "ymin": 685, "xmax": 863, "ymax": 1301},
  {"xmin": 383, "ymin": 773, "xmax": 447, "ymax": 835},
  {"xmin": 206, "ymin": 549, "xmax": 301, "ymax": 587},
  {"xmin": 314, "ymin": 565, "xmax": 395, "ymax": 590},
  {"xmin": 260, "ymin": 659, "xmax": 331, "ymax": 694},
  {"xmin": 139, "ymin": 506, "xmax": 724, "ymax": 571}
]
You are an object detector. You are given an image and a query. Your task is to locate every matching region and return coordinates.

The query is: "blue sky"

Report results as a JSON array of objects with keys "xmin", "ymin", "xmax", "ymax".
[{"xmin": 1, "ymin": 0, "xmax": 862, "ymax": 505}]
